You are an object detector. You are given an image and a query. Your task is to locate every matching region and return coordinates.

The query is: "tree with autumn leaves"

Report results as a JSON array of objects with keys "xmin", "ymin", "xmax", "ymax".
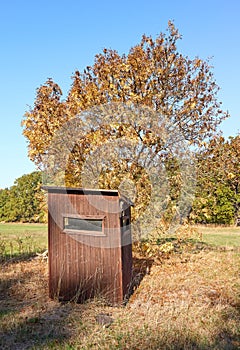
[
  {"xmin": 22, "ymin": 22, "xmax": 226, "ymax": 165},
  {"xmin": 22, "ymin": 22, "xmax": 229, "ymax": 228}
]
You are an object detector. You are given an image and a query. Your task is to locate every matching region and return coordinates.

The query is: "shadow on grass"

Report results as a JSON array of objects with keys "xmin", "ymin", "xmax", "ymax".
[
  {"xmin": 127, "ymin": 256, "xmax": 154, "ymax": 300},
  {"xmin": 0, "ymin": 302, "xmax": 79, "ymax": 350},
  {"xmin": 0, "ymin": 254, "xmax": 85, "ymax": 350},
  {"xmin": 0, "ymin": 250, "xmax": 46, "ymax": 266}
]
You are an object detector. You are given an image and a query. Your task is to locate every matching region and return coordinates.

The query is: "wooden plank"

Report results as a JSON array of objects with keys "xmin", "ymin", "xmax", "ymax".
[{"xmin": 47, "ymin": 189, "xmax": 132, "ymax": 304}]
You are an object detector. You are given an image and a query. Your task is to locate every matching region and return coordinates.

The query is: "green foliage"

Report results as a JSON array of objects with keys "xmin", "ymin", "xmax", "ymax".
[
  {"xmin": 0, "ymin": 172, "xmax": 47, "ymax": 223},
  {"xmin": 191, "ymin": 135, "xmax": 240, "ymax": 225},
  {"xmin": 0, "ymin": 189, "xmax": 10, "ymax": 221},
  {"xmin": 192, "ymin": 184, "xmax": 237, "ymax": 225}
]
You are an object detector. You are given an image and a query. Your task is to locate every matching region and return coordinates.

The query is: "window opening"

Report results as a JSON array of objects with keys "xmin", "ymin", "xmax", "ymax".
[{"xmin": 64, "ymin": 217, "xmax": 103, "ymax": 233}]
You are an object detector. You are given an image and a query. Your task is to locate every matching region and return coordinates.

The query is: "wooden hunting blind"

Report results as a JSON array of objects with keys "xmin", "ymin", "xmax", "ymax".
[{"xmin": 43, "ymin": 187, "xmax": 132, "ymax": 304}]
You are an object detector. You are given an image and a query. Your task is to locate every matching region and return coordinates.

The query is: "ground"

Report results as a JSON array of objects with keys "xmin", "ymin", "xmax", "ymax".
[{"xmin": 0, "ymin": 225, "xmax": 240, "ymax": 349}]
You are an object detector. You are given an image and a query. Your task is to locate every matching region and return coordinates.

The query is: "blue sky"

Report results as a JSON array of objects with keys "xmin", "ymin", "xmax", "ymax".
[{"xmin": 0, "ymin": 0, "xmax": 239, "ymax": 189}]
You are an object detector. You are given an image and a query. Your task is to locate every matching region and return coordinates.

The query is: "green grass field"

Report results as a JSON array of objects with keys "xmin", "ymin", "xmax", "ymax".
[
  {"xmin": 0, "ymin": 223, "xmax": 47, "ymax": 260},
  {"xmin": 196, "ymin": 225, "xmax": 240, "ymax": 247},
  {"xmin": 0, "ymin": 223, "xmax": 239, "ymax": 261}
]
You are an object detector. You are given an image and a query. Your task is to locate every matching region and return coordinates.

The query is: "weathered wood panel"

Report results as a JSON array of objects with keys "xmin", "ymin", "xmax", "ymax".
[{"xmin": 46, "ymin": 187, "xmax": 132, "ymax": 304}]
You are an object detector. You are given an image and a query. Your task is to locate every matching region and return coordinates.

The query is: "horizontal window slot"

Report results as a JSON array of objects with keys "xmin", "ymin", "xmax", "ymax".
[{"xmin": 63, "ymin": 217, "xmax": 103, "ymax": 233}]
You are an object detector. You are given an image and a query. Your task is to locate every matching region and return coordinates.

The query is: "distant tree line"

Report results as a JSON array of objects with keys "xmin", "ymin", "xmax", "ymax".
[
  {"xmin": 0, "ymin": 171, "xmax": 46, "ymax": 223},
  {"xmin": 0, "ymin": 135, "xmax": 239, "ymax": 225}
]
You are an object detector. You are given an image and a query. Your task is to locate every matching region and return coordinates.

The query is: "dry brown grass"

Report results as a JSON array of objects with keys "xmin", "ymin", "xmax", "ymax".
[{"xmin": 0, "ymin": 245, "xmax": 240, "ymax": 349}]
